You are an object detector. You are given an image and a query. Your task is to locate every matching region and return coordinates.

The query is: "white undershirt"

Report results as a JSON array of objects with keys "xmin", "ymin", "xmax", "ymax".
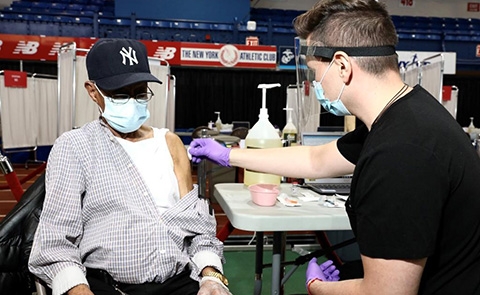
[{"xmin": 116, "ymin": 128, "xmax": 180, "ymax": 214}]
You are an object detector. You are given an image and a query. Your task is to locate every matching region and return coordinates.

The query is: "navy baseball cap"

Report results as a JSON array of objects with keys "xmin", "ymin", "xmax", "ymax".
[{"xmin": 86, "ymin": 38, "xmax": 162, "ymax": 91}]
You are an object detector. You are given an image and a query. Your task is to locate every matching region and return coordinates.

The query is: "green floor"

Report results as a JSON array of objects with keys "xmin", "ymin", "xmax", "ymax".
[{"xmin": 223, "ymin": 248, "xmax": 327, "ymax": 295}]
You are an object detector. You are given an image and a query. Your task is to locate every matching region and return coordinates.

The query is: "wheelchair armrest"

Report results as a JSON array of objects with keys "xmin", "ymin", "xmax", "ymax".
[{"xmin": 34, "ymin": 276, "xmax": 50, "ymax": 295}]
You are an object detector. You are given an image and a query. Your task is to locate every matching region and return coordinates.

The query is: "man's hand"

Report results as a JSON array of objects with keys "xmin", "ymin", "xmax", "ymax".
[
  {"xmin": 306, "ymin": 258, "xmax": 340, "ymax": 286},
  {"xmin": 189, "ymin": 138, "xmax": 231, "ymax": 167},
  {"xmin": 67, "ymin": 284, "xmax": 94, "ymax": 295},
  {"xmin": 197, "ymin": 278, "xmax": 232, "ymax": 295}
]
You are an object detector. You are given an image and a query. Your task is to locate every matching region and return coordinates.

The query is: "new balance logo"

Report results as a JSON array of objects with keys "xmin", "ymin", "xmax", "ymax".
[
  {"xmin": 119, "ymin": 46, "xmax": 138, "ymax": 66},
  {"xmin": 49, "ymin": 42, "xmax": 67, "ymax": 56},
  {"xmin": 13, "ymin": 41, "xmax": 40, "ymax": 55},
  {"xmin": 154, "ymin": 46, "xmax": 176, "ymax": 60}
]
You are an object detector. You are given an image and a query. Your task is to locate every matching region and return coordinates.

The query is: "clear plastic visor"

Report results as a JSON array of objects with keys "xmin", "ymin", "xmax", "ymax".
[
  {"xmin": 292, "ymin": 37, "xmax": 320, "ymax": 137},
  {"xmin": 295, "ymin": 38, "xmax": 319, "ymax": 86},
  {"xmin": 295, "ymin": 38, "xmax": 397, "ymax": 85}
]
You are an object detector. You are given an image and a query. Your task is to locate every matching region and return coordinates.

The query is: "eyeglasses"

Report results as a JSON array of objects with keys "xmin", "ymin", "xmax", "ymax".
[
  {"xmin": 94, "ymin": 83, "xmax": 154, "ymax": 105},
  {"xmin": 108, "ymin": 86, "xmax": 155, "ymax": 105}
]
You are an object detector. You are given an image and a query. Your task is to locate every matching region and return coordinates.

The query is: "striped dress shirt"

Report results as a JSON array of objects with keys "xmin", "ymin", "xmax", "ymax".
[{"xmin": 28, "ymin": 119, "xmax": 224, "ymax": 294}]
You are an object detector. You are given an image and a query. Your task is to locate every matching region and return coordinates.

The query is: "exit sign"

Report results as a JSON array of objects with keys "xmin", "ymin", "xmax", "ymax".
[
  {"xmin": 400, "ymin": 0, "xmax": 415, "ymax": 7},
  {"xmin": 468, "ymin": 2, "xmax": 480, "ymax": 12}
]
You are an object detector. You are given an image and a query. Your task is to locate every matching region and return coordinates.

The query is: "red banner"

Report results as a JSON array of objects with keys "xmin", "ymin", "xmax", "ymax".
[
  {"xmin": 178, "ymin": 43, "xmax": 277, "ymax": 69},
  {"xmin": 3, "ymin": 70, "xmax": 27, "ymax": 88},
  {"xmin": 0, "ymin": 34, "xmax": 277, "ymax": 69}
]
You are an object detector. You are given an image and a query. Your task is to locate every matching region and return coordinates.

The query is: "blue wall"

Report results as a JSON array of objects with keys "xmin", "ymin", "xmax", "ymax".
[{"xmin": 115, "ymin": 0, "xmax": 250, "ymax": 23}]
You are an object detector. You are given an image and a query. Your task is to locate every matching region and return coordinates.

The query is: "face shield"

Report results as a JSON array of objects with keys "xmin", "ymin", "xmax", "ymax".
[
  {"xmin": 292, "ymin": 37, "xmax": 317, "ymax": 137},
  {"xmin": 296, "ymin": 40, "xmax": 397, "ymax": 84},
  {"xmin": 293, "ymin": 38, "xmax": 397, "ymax": 134}
]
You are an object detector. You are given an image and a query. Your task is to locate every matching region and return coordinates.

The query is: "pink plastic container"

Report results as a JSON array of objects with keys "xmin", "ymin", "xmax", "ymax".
[{"xmin": 248, "ymin": 184, "xmax": 279, "ymax": 206}]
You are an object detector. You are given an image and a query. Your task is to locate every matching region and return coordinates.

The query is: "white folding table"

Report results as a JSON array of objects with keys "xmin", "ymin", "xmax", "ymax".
[{"xmin": 214, "ymin": 183, "xmax": 353, "ymax": 295}]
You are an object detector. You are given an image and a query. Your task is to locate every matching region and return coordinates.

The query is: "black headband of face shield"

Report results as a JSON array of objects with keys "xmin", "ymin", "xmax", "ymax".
[{"xmin": 299, "ymin": 45, "xmax": 396, "ymax": 59}]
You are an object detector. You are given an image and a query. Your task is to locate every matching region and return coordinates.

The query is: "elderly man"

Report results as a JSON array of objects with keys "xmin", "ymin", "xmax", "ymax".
[{"xmin": 29, "ymin": 38, "xmax": 230, "ymax": 295}]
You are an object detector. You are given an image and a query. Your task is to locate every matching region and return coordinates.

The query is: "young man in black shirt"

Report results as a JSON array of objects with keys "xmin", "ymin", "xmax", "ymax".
[{"xmin": 189, "ymin": 0, "xmax": 480, "ymax": 294}]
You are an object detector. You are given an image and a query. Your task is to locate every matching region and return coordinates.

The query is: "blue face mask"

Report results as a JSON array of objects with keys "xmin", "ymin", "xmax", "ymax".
[
  {"xmin": 313, "ymin": 60, "xmax": 350, "ymax": 116},
  {"xmin": 96, "ymin": 85, "xmax": 150, "ymax": 133}
]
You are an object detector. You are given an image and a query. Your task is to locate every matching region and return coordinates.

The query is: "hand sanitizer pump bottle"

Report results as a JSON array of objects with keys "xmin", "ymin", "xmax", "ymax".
[
  {"xmin": 214, "ymin": 111, "xmax": 223, "ymax": 132},
  {"xmin": 282, "ymin": 107, "xmax": 297, "ymax": 146},
  {"xmin": 244, "ymin": 83, "xmax": 283, "ymax": 186}
]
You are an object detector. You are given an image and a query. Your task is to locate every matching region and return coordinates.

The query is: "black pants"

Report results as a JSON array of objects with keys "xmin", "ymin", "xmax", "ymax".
[{"xmin": 86, "ymin": 269, "xmax": 199, "ymax": 295}]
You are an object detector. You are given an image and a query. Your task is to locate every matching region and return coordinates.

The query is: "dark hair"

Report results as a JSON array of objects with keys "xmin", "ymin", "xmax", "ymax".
[{"xmin": 294, "ymin": 0, "xmax": 399, "ymax": 75}]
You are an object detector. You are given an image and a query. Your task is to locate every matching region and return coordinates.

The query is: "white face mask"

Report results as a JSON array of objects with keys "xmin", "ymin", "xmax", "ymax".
[{"xmin": 95, "ymin": 84, "xmax": 150, "ymax": 133}]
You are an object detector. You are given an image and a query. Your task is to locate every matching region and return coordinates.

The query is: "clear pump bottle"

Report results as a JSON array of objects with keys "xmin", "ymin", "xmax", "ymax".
[
  {"xmin": 244, "ymin": 83, "xmax": 283, "ymax": 186},
  {"xmin": 282, "ymin": 107, "xmax": 297, "ymax": 146},
  {"xmin": 468, "ymin": 117, "xmax": 475, "ymax": 133},
  {"xmin": 214, "ymin": 111, "xmax": 222, "ymax": 132}
]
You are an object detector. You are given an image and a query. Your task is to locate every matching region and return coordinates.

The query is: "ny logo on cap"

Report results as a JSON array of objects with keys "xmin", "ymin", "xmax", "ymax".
[{"xmin": 119, "ymin": 46, "xmax": 138, "ymax": 66}]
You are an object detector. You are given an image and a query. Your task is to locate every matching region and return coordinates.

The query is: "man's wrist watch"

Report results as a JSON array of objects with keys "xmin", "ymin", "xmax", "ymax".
[{"xmin": 203, "ymin": 271, "xmax": 229, "ymax": 287}]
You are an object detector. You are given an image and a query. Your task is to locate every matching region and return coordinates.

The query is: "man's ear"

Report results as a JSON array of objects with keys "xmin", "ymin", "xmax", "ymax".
[
  {"xmin": 333, "ymin": 51, "xmax": 352, "ymax": 84},
  {"xmin": 84, "ymin": 81, "xmax": 100, "ymax": 104}
]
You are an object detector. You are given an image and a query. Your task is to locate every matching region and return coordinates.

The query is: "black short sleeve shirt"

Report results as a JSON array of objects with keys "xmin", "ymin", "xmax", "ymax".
[{"xmin": 337, "ymin": 86, "xmax": 480, "ymax": 294}]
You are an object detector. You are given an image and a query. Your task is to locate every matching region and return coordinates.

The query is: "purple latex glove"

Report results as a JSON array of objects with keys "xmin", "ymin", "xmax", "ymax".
[
  {"xmin": 189, "ymin": 138, "xmax": 231, "ymax": 167},
  {"xmin": 306, "ymin": 258, "xmax": 340, "ymax": 287}
]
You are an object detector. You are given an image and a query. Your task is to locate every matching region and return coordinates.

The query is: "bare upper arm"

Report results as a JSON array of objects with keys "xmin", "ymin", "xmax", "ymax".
[
  {"xmin": 309, "ymin": 140, "xmax": 355, "ymax": 178},
  {"xmin": 361, "ymin": 254, "xmax": 426, "ymax": 295},
  {"xmin": 165, "ymin": 131, "xmax": 193, "ymax": 197}
]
